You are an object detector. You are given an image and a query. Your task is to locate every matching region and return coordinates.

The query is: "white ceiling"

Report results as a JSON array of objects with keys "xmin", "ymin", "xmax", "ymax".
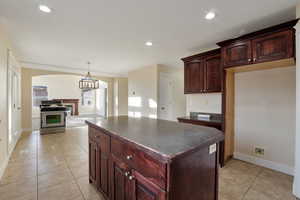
[{"xmin": 0, "ymin": 0, "xmax": 298, "ymax": 76}]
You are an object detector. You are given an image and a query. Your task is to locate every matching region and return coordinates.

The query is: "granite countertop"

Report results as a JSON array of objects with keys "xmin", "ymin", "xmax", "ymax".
[
  {"xmin": 86, "ymin": 116, "xmax": 224, "ymax": 160},
  {"xmin": 177, "ymin": 116, "xmax": 222, "ymax": 124}
]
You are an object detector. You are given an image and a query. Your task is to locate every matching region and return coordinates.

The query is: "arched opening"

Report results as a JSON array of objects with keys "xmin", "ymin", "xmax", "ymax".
[{"xmin": 31, "ymin": 74, "xmax": 108, "ymax": 130}]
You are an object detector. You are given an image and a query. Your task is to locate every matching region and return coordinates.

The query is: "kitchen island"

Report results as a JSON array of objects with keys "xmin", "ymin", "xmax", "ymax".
[{"xmin": 86, "ymin": 116, "xmax": 224, "ymax": 200}]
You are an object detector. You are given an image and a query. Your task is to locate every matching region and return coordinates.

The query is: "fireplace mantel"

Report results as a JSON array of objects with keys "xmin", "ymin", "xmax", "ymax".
[{"xmin": 54, "ymin": 99, "xmax": 79, "ymax": 115}]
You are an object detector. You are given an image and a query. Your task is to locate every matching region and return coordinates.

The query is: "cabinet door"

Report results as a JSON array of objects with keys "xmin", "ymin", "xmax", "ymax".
[
  {"xmin": 89, "ymin": 139, "xmax": 98, "ymax": 184},
  {"xmin": 223, "ymin": 40, "xmax": 252, "ymax": 67},
  {"xmin": 110, "ymin": 156, "xmax": 131, "ymax": 200},
  {"xmin": 252, "ymin": 30, "xmax": 294, "ymax": 63},
  {"xmin": 204, "ymin": 55, "xmax": 221, "ymax": 92},
  {"xmin": 98, "ymin": 151, "xmax": 110, "ymax": 197},
  {"xmin": 131, "ymin": 170, "xmax": 166, "ymax": 200},
  {"xmin": 184, "ymin": 62, "xmax": 200, "ymax": 93},
  {"xmin": 184, "ymin": 61, "xmax": 204, "ymax": 94}
]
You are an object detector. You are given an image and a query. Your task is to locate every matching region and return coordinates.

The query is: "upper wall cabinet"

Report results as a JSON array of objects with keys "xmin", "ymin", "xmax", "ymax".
[
  {"xmin": 182, "ymin": 49, "xmax": 221, "ymax": 94},
  {"xmin": 217, "ymin": 19, "xmax": 298, "ymax": 69}
]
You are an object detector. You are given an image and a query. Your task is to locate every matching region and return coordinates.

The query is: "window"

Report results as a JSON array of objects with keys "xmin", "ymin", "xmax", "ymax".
[
  {"xmin": 32, "ymin": 86, "xmax": 48, "ymax": 107},
  {"xmin": 81, "ymin": 89, "xmax": 94, "ymax": 106}
]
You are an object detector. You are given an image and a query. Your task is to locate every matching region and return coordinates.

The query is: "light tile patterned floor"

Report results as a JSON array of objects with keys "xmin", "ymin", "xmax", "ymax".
[{"xmin": 0, "ymin": 127, "xmax": 296, "ymax": 200}]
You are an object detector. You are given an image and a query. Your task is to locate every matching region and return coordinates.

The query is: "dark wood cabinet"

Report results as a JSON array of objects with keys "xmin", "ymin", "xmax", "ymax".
[
  {"xmin": 252, "ymin": 30, "xmax": 294, "ymax": 64},
  {"xmin": 184, "ymin": 62, "xmax": 202, "ymax": 93},
  {"xmin": 87, "ymin": 117, "xmax": 222, "ymax": 200},
  {"xmin": 89, "ymin": 139, "xmax": 98, "ymax": 184},
  {"xmin": 183, "ymin": 49, "xmax": 221, "ymax": 94},
  {"xmin": 222, "ymin": 40, "xmax": 252, "ymax": 67},
  {"xmin": 205, "ymin": 54, "xmax": 222, "ymax": 92},
  {"xmin": 131, "ymin": 170, "xmax": 166, "ymax": 200},
  {"xmin": 110, "ymin": 155, "xmax": 131, "ymax": 200},
  {"xmin": 217, "ymin": 19, "xmax": 298, "ymax": 69},
  {"xmin": 99, "ymin": 152, "xmax": 109, "ymax": 196}
]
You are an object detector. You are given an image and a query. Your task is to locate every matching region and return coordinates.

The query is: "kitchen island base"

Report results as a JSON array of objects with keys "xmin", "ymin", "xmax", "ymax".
[{"xmin": 87, "ymin": 117, "xmax": 223, "ymax": 200}]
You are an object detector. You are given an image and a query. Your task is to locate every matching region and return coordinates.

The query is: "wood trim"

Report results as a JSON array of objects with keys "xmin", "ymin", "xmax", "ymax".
[
  {"xmin": 224, "ymin": 71, "xmax": 235, "ymax": 162},
  {"xmin": 217, "ymin": 19, "xmax": 299, "ymax": 46},
  {"xmin": 225, "ymin": 58, "xmax": 295, "ymax": 73}
]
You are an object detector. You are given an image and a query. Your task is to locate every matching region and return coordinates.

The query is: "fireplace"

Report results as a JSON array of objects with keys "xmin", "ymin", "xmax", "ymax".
[{"xmin": 53, "ymin": 99, "xmax": 79, "ymax": 115}]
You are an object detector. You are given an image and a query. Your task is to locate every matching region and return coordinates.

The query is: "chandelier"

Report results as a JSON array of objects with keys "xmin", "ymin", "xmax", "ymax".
[{"xmin": 79, "ymin": 62, "xmax": 99, "ymax": 90}]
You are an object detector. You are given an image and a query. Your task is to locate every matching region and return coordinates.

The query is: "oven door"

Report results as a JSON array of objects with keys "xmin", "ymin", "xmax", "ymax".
[{"xmin": 41, "ymin": 111, "xmax": 65, "ymax": 128}]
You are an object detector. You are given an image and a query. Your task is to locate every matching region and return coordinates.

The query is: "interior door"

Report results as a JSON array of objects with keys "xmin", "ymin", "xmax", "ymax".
[
  {"xmin": 7, "ymin": 53, "xmax": 21, "ymax": 153},
  {"xmin": 0, "ymin": 47, "xmax": 8, "ymax": 167},
  {"xmin": 158, "ymin": 73, "xmax": 173, "ymax": 121}
]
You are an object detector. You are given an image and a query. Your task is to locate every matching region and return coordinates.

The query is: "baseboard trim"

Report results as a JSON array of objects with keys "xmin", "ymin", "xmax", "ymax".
[
  {"xmin": 234, "ymin": 152, "xmax": 294, "ymax": 176},
  {"xmin": 0, "ymin": 129, "xmax": 23, "ymax": 180},
  {"xmin": 0, "ymin": 156, "xmax": 9, "ymax": 180}
]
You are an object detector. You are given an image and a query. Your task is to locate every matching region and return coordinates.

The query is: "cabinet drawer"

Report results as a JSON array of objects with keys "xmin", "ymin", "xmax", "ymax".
[
  {"xmin": 111, "ymin": 137, "xmax": 167, "ymax": 190},
  {"xmin": 89, "ymin": 127, "xmax": 110, "ymax": 154}
]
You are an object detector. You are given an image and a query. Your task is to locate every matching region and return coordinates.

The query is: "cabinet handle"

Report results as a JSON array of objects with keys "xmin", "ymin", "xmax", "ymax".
[
  {"xmin": 253, "ymin": 58, "xmax": 257, "ymax": 62},
  {"xmin": 248, "ymin": 58, "xmax": 251, "ymax": 62},
  {"xmin": 125, "ymin": 172, "xmax": 130, "ymax": 177},
  {"xmin": 126, "ymin": 155, "xmax": 133, "ymax": 160},
  {"xmin": 129, "ymin": 175, "xmax": 135, "ymax": 180},
  {"xmin": 94, "ymin": 135, "xmax": 100, "ymax": 139}
]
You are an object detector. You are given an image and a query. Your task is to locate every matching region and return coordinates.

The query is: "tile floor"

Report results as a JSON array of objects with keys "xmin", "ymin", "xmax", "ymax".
[{"xmin": 0, "ymin": 127, "xmax": 296, "ymax": 200}]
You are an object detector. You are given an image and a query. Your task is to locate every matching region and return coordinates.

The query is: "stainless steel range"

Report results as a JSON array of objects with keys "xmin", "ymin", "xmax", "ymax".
[{"xmin": 40, "ymin": 100, "xmax": 69, "ymax": 134}]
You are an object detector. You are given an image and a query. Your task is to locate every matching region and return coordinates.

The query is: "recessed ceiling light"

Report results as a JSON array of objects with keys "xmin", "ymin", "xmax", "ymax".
[
  {"xmin": 205, "ymin": 11, "xmax": 216, "ymax": 20},
  {"xmin": 39, "ymin": 5, "xmax": 52, "ymax": 13},
  {"xmin": 145, "ymin": 41, "xmax": 153, "ymax": 46}
]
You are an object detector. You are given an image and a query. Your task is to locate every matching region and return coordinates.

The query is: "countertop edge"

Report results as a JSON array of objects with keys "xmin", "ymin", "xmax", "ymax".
[{"xmin": 85, "ymin": 119, "xmax": 224, "ymax": 162}]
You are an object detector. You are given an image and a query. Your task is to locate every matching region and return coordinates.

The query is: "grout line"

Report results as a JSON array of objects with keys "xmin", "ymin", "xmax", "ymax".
[
  {"xmin": 241, "ymin": 167, "xmax": 264, "ymax": 200},
  {"xmin": 36, "ymin": 132, "xmax": 39, "ymax": 200},
  {"xmin": 60, "ymin": 135, "xmax": 87, "ymax": 200}
]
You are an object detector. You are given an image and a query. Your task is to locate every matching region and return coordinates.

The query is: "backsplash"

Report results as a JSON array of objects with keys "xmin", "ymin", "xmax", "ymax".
[
  {"xmin": 190, "ymin": 112, "xmax": 222, "ymax": 121},
  {"xmin": 186, "ymin": 93, "xmax": 222, "ymax": 114}
]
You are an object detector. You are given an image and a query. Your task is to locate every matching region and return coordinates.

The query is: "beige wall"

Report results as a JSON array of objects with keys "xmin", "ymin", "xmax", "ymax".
[
  {"xmin": 128, "ymin": 64, "xmax": 186, "ymax": 120},
  {"xmin": 234, "ymin": 66, "xmax": 296, "ymax": 173},
  {"xmin": 128, "ymin": 65, "xmax": 158, "ymax": 118},
  {"xmin": 21, "ymin": 67, "xmax": 114, "ymax": 130},
  {"xmin": 117, "ymin": 78, "xmax": 128, "ymax": 115},
  {"xmin": 158, "ymin": 66, "xmax": 186, "ymax": 121},
  {"xmin": 113, "ymin": 77, "xmax": 128, "ymax": 116},
  {"xmin": 186, "ymin": 93, "xmax": 222, "ymax": 115}
]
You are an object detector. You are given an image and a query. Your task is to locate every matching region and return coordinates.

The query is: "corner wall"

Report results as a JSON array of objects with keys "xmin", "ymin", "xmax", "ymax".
[
  {"xmin": 234, "ymin": 66, "xmax": 296, "ymax": 175},
  {"xmin": 293, "ymin": 5, "xmax": 300, "ymax": 197}
]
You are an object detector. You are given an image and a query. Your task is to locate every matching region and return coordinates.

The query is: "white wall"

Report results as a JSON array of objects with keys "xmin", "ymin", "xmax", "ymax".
[
  {"xmin": 234, "ymin": 66, "xmax": 296, "ymax": 175},
  {"xmin": 32, "ymin": 74, "xmax": 107, "ymax": 117},
  {"xmin": 186, "ymin": 93, "xmax": 222, "ymax": 115}
]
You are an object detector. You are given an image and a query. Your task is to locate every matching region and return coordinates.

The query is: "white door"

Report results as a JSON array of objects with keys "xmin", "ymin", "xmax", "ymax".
[
  {"xmin": 0, "ymin": 47, "xmax": 8, "ymax": 168},
  {"xmin": 7, "ymin": 53, "xmax": 21, "ymax": 153},
  {"xmin": 158, "ymin": 73, "xmax": 173, "ymax": 121}
]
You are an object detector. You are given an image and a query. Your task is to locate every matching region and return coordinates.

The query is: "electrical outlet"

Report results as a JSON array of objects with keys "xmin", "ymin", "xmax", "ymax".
[{"xmin": 255, "ymin": 147, "xmax": 264, "ymax": 156}]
